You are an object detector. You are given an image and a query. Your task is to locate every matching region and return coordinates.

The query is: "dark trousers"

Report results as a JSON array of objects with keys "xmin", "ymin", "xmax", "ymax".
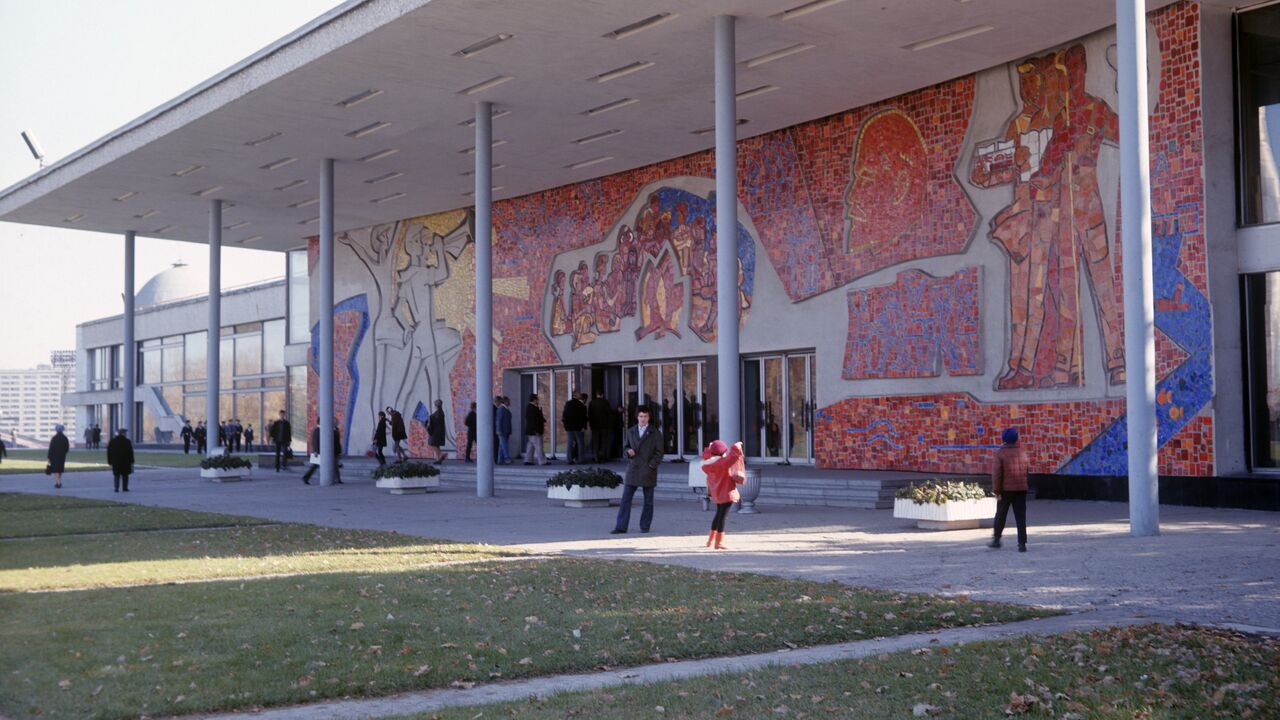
[
  {"xmin": 614, "ymin": 484, "xmax": 654, "ymax": 532},
  {"xmin": 590, "ymin": 426, "xmax": 609, "ymax": 462},
  {"xmin": 113, "ymin": 473, "xmax": 129, "ymax": 492},
  {"xmin": 302, "ymin": 461, "xmax": 340, "ymax": 483},
  {"xmin": 567, "ymin": 430, "xmax": 585, "ymax": 463},
  {"xmin": 274, "ymin": 442, "xmax": 289, "ymax": 471},
  {"xmin": 711, "ymin": 502, "xmax": 732, "ymax": 532},
  {"xmin": 183, "ymin": 438, "xmax": 190, "ymax": 454},
  {"xmin": 465, "ymin": 435, "xmax": 475, "ymax": 461},
  {"xmin": 993, "ymin": 491, "xmax": 1028, "ymax": 546},
  {"xmin": 375, "ymin": 444, "xmax": 386, "ymax": 465},
  {"xmin": 197, "ymin": 439, "xmax": 206, "ymax": 454}
]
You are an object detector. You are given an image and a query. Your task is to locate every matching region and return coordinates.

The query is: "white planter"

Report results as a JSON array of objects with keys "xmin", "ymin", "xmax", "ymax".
[
  {"xmin": 547, "ymin": 484, "xmax": 623, "ymax": 508},
  {"xmin": 893, "ymin": 496, "xmax": 996, "ymax": 530},
  {"xmin": 201, "ymin": 466, "xmax": 252, "ymax": 482},
  {"xmin": 376, "ymin": 474, "xmax": 441, "ymax": 495}
]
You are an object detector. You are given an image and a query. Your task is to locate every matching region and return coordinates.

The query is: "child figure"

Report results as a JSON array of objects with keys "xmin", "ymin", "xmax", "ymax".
[{"xmin": 701, "ymin": 439, "xmax": 745, "ymax": 550}]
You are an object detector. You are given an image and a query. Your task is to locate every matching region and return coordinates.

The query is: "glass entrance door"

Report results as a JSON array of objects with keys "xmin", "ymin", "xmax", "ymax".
[
  {"xmin": 744, "ymin": 352, "xmax": 815, "ymax": 463},
  {"xmin": 619, "ymin": 359, "xmax": 710, "ymax": 459},
  {"xmin": 519, "ymin": 368, "xmax": 578, "ymax": 460}
]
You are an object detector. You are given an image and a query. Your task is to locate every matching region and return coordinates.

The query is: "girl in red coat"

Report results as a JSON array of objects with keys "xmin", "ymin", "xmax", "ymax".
[{"xmin": 701, "ymin": 439, "xmax": 744, "ymax": 549}]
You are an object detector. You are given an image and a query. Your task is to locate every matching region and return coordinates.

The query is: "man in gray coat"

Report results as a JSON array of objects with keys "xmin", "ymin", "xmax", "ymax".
[{"xmin": 610, "ymin": 407, "xmax": 664, "ymax": 534}]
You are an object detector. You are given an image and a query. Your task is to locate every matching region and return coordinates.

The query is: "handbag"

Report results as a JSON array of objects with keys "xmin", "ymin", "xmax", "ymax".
[{"xmin": 44, "ymin": 463, "xmax": 52, "ymax": 476}]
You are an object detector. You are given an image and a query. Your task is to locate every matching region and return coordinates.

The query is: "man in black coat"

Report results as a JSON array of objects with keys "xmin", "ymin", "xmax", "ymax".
[
  {"xmin": 195, "ymin": 421, "xmax": 207, "ymax": 454},
  {"xmin": 180, "ymin": 421, "xmax": 194, "ymax": 454},
  {"xmin": 562, "ymin": 393, "xmax": 588, "ymax": 464},
  {"xmin": 588, "ymin": 391, "xmax": 612, "ymax": 462},
  {"xmin": 107, "ymin": 428, "xmax": 135, "ymax": 493},
  {"xmin": 523, "ymin": 394, "xmax": 547, "ymax": 465},
  {"xmin": 92, "ymin": 424, "xmax": 102, "ymax": 450},
  {"xmin": 270, "ymin": 410, "xmax": 292, "ymax": 472},
  {"xmin": 373, "ymin": 411, "xmax": 388, "ymax": 466},
  {"xmin": 426, "ymin": 399, "xmax": 448, "ymax": 464},
  {"xmin": 611, "ymin": 407, "xmax": 664, "ymax": 534},
  {"xmin": 302, "ymin": 420, "xmax": 342, "ymax": 485},
  {"xmin": 464, "ymin": 402, "xmax": 477, "ymax": 463}
]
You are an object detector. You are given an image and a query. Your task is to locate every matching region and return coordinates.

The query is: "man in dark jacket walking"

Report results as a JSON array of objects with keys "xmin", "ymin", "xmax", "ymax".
[
  {"xmin": 302, "ymin": 420, "xmax": 342, "ymax": 485},
  {"xmin": 373, "ymin": 411, "xmax": 388, "ymax": 466},
  {"xmin": 523, "ymin": 394, "xmax": 547, "ymax": 465},
  {"xmin": 464, "ymin": 402, "xmax": 477, "ymax": 462},
  {"xmin": 562, "ymin": 393, "xmax": 588, "ymax": 464},
  {"xmin": 270, "ymin": 410, "xmax": 292, "ymax": 472},
  {"xmin": 195, "ymin": 421, "xmax": 207, "ymax": 454},
  {"xmin": 495, "ymin": 396, "xmax": 512, "ymax": 464},
  {"xmin": 92, "ymin": 424, "xmax": 102, "ymax": 450},
  {"xmin": 588, "ymin": 391, "xmax": 612, "ymax": 462},
  {"xmin": 611, "ymin": 407, "xmax": 664, "ymax": 534},
  {"xmin": 180, "ymin": 421, "xmax": 194, "ymax": 454},
  {"xmin": 390, "ymin": 407, "xmax": 408, "ymax": 462},
  {"xmin": 107, "ymin": 428, "xmax": 135, "ymax": 492},
  {"xmin": 426, "ymin": 399, "xmax": 448, "ymax": 464}
]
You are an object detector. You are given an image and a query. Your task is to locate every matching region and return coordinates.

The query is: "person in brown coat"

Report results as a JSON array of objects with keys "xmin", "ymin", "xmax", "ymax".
[{"xmin": 989, "ymin": 427, "xmax": 1029, "ymax": 551}]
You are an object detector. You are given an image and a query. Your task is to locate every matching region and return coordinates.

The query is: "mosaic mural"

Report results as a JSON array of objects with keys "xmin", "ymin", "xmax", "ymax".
[
  {"xmin": 310, "ymin": 1, "xmax": 1214, "ymax": 477},
  {"xmin": 843, "ymin": 268, "xmax": 982, "ymax": 380}
]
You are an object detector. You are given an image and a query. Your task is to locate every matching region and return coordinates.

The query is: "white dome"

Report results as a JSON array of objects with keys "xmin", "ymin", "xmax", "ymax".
[{"xmin": 136, "ymin": 263, "xmax": 205, "ymax": 307}]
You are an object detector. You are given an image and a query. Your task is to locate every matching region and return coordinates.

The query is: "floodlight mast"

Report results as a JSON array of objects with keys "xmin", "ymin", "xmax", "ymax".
[{"xmin": 20, "ymin": 130, "xmax": 45, "ymax": 168}]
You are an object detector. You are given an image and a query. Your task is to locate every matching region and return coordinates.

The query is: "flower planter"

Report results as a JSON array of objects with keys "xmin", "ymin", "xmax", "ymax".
[
  {"xmin": 893, "ymin": 496, "xmax": 996, "ymax": 530},
  {"xmin": 376, "ymin": 474, "xmax": 441, "ymax": 495},
  {"xmin": 547, "ymin": 484, "xmax": 623, "ymax": 508},
  {"xmin": 201, "ymin": 466, "xmax": 251, "ymax": 482}
]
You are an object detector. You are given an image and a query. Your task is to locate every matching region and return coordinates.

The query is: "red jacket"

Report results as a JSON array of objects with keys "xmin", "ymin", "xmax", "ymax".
[{"xmin": 702, "ymin": 443, "xmax": 745, "ymax": 504}]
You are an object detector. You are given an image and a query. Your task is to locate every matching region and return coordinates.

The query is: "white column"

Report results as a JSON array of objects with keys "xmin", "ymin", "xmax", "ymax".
[
  {"xmin": 715, "ymin": 15, "xmax": 740, "ymax": 448},
  {"xmin": 319, "ymin": 158, "xmax": 336, "ymax": 486},
  {"xmin": 1117, "ymin": 0, "xmax": 1159, "ymax": 536},
  {"xmin": 122, "ymin": 231, "xmax": 136, "ymax": 439},
  {"xmin": 206, "ymin": 200, "xmax": 222, "ymax": 457},
  {"xmin": 475, "ymin": 101, "xmax": 495, "ymax": 497}
]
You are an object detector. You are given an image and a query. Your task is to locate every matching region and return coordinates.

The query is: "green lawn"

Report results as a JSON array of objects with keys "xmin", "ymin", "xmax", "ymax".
[
  {"xmin": 0, "ymin": 448, "xmax": 258, "ymax": 475},
  {"xmin": 418, "ymin": 624, "xmax": 1280, "ymax": 719},
  {"xmin": 0, "ymin": 492, "xmax": 1053, "ymax": 720},
  {"xmin": 0, "ymin": 493, "xmax": 272, "ymax": 539}
]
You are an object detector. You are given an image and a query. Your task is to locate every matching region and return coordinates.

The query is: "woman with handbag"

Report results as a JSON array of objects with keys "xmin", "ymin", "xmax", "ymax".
[
  {"xmin": 701, "ymin": 439, "xmax": 745, "ymax": 550},
  {"xmin": 47, "ymin": 424, "xmax": 70, "ymax": 489}
]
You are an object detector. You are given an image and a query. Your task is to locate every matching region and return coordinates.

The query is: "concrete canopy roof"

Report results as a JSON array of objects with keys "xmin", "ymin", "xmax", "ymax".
[{"xmin": 0, "ymin": 0, "xmax": 1182, "ymax": 253}]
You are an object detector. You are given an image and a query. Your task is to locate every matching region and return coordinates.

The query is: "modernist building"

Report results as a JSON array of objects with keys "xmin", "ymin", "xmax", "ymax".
[
  {"xmin": 1, "ymin": 0, "xmax": 1277, "ymax": 515},
  {"xmin": 0, "ymin": 352, "xmax": 76, "ymax": 446},
  {"xmin": 65, "ymin": 262, "xmax": 307, "ymax": 448}
]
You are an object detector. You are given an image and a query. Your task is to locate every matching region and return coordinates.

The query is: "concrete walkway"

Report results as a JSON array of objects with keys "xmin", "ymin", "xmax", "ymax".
[
  {"xmin": 3, "ymin": 464, "xmax": 1276, "ymax": 630},
  {"xmin": 176, "ymin": 611, "xmax": 1148, "ymax": 720}
]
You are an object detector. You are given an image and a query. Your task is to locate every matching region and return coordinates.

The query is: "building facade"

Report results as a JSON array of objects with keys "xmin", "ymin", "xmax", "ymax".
[
  {"xmin": 306, "ymin": 2, "xmax": 1270, "ymax": 504},
  {"xmin": 67, "ymin": 263, "xmax": 308, "ymax": 449},
  {"xmin": 0, "ymin": 352, "xmax": 76, "ymax": 447}
]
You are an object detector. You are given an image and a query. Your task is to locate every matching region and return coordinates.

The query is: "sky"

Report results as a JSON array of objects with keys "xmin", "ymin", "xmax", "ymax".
[{"xmin": 0, "ymin": 0, "xmax": 340, "ymax": 369}]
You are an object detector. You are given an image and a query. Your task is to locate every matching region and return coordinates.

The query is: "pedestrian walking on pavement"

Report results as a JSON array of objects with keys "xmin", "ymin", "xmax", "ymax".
[
  {"xmin": 523, "ymin": 394, "xmax": 547, "ymax": 465},
  {"xmin": 302, "ymin": 420, "xmax": 342, "ymax": 485},
  {"xmin": 180, "ymin": 421, "xmax": 193, "ymax": 454},
  {"xmin": 562, "ymin": 392, "xmax": 588, "ymax": 464},
  {"xmin": 270, "ymin": 411, "xmax": 292, "ymax": 472},
  {"xmin": 702, "ymin": 439, "xmax": 745, "ymax": 549},
  {"xmin": 244, "ymin": 423, "xmax": 255, "ymax": 452},
  {"xmin": 47, "ymin": 424, "xmax": 70, "ymax": 489},
  {"xmin": 373, "ymin": 411, "xmax": 388, "ymax": 466},
  {"xmin": 390, "ymin": 407, "xmax": 409, "ymax": 462},
  {"xmin": 495, "ymin": 396, "xmax": 512, "ymax": 464},
  {"xmin": 989, "ymin": 427, "xmax": 1029, "ymax": 552},
  {"xmin": 107, "ymin": 428, "xmax": 135, "ymax": 493},
  {"xmin": 427, "ymin": 399, "xmax": 448, "ymax": 464},
  {"xmin": 464, "ymin": 402, "xmax": 477, "ymax": 462}
]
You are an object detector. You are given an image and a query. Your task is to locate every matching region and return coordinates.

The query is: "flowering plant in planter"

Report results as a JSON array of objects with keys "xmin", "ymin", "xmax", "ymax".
[
  {"xmin": 546, "ymin": 468, "xmax": 623, "ymax": 490},
  {"xmin": 896, "ymin": 480, "xmax": 990, "ymax": 506},
  {"xmin": 372, "ymin": 461, "xmax": 440, "ymax": 481},
  {"xmin": 200, "ymin": 456, "xmax": 252, "ymax": 471}
]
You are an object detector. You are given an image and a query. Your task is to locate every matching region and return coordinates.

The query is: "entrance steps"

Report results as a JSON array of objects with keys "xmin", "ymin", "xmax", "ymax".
[{"xmin": 430, "ymin": 460, "xmax": 984, "ymax": 510}]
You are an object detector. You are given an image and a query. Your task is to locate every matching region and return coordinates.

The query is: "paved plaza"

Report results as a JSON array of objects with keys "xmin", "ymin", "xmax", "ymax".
[{"xmin": 4, "ymin": 461, "xmax": 1276, "ymax": 633}]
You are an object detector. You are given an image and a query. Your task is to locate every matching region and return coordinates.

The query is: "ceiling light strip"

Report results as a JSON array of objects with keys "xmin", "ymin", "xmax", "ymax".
[
  {"xmin": 241, "ymin": 235, "xmax": 264, "ymax": 244},
  {"xmin": 691, "ymin": 118, "xmax": 748, "ymax": 135},
  {"xmin": 741, "ymin": 42, "xmax": 816, "ymax": 68},
  {"xmin": 299, "ymin": 216, "xmax": 319, "ymax": 225},
  {"xmin": 458, "ymin": 139, "xmax": 508, "ymax": 155},
  {"xmin": 62, "ymin": 213, "xmax": 84, "ymax": 223},
  {"xmin": 582, "ymin": 98, "xmax": 638, "ymax": 116},
  {"xmin": 364, "ymin": 171, "xmax": 404, "ymax": 185},
  {"xmin": 193, "ymin": 185, "xmax": 223, "ymax": 197},
  {"xmin": 458, "ymin": 109, "xmax": 510, "ymax": 127},
  {"xmin": 566, "ymin": 156, "xmax": 614, "ymax": 170},
  {"xmin": 153, "ymin": 224, "xmax": 175, "ymax": 233},
  {"xmin": 460, "ymin": 164, "xmax": 505, "ymax": 176},
  {"xmin": 244, "ymin": 131, "xmax": 282, "ymax": 147},
  {"xmin": 370, "ymin": 192, "xmax": 406, "ymax": 204},
  {"xmin": 172, "ymin": 164, "xmax": 204, "ymax": 177},
  {"xmin": 346, "ymin": 121, "xmax": 391, "ymax": 138},
  {"xmin": 274, "ymin": 179, "xmax": 308, "ymax": 192},
  {"xmin": 224, "ymin": 221, "xmax": 250, "ymax": 231},
  {"xmin": 336, "ymin": 89, "xmax": 384, "ymax": 108},
  {"xmin": 462, "ymin": 186, "xmax": 503, "ymax": 197},
  {"xmin": 458, "ymin": 75, "xmax": 513, "ymax": 96},
  {"xmin": 736, "ymin": 85, "xmax": 780, "ymax": 101},
  {"xmin": 773, "ymin": 0, "xmax": 851, "ymax": 20},
  {"xmin": 290, "ymin": 198, "xmax": 319, "ymax": 209},
  {"xmin": 260, "ymin": 157, "xmax": 297, "ymax": 170},
  {"xmin": 455, "ymin": 33, "xmax": 514, "ymax": 58},
  {"xmin": 359, "ymin": 148, "xmax": 399, "ymax": 162},
  {"xmin": 903, "ymin": 24, "xmax": 995, "ymax": 51},
  {"xmin": 112, "ymin": 191, "xmax": 138, "ymax": 202},
  {"xmin": 574, "ymin": 128, "xmax": 624, "ymax": 145},
  {"xmin": 135, "ymin": 209, "xmax": 159, "ymax": 219},
  {"xmin": 604, "ymin": 13, "xmax": 677, "ymax": 40},
  {"xmin": 592, "ymin": 61, "xmax": 654, "ymax": 83}
]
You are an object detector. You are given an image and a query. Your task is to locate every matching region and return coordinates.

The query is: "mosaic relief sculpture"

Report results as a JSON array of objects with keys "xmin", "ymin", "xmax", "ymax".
[
  {"xmin": 844, "ymin": 109, "xmax": 929, "ymax": 255},
  {"xmin": 340, "ymin": 213, "xmax": 471, "ymax": 447},
  {"xmin": 971, "ymin": 44, "xmax": 1126, "ymax": 390},
  {"xmin": 843, "ymin": 268, "xmax": 982, "ymax": 380},
  {"xmin": 548, "ymin": 186, "xmax": 754, "ymax": 351}
]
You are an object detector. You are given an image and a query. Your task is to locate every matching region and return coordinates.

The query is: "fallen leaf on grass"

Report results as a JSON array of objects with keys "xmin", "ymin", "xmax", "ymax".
[
  {"xmin": 913, "ymin": 703, "xmax": 942, "ymax": 717},
  {"xmin": 413, "ymin": 664, "xmax": 431, "ymax": 677},
  {"xmin": 450, "ymin": 680, "xmax": 476, "ymax": 690}
]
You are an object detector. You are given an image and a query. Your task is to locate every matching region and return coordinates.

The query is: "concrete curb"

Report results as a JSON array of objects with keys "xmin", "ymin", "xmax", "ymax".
[{"xmin": 176, "ymin": 611, "xmax": 1148, "ymax": 720}]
